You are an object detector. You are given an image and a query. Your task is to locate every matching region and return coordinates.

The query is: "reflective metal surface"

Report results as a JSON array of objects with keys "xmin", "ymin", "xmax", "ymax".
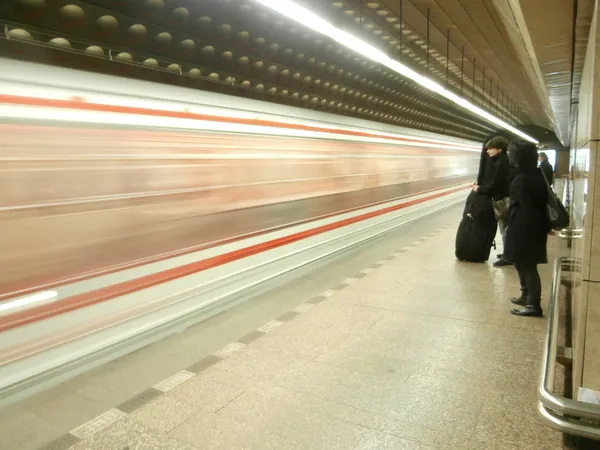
[{"xmin": 538, "ymin": 256, "xmax": 600, "ymax": 440}]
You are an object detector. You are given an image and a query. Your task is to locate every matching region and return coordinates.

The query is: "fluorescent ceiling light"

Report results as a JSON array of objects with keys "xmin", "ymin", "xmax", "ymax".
[{"xmin": 254, "ymin": 0, "xmax": 538, "ymax": 144}]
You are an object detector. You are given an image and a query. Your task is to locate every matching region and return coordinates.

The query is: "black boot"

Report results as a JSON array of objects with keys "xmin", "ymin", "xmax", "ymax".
[
  {"xmin": 493, "ymin": 259, "xmax": 512, "ymax": 267},
  {"xmin": 511, "ymin": 306, "xmax": 543, "ymax": 317},
  {"xmin": 511, "ymin": 300, "xmax": 543, "ymax": 317},
  {"xmin": 511, "ymin": 295, "xmax": 527, "ymax": 306}
]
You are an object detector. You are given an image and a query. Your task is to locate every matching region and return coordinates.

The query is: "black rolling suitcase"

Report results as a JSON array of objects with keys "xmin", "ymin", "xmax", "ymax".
[
  {"xmin": 455, "ymin": 191, "xmax": 497, "ymax": 262},
  {"xmin": 455, "ymin": 215, "xmax": 496, "ymax": 262}
]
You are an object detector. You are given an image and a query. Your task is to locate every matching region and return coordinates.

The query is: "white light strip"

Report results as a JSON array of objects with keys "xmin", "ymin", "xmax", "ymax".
[
  {"xmin": 254, "ymin": 0, "xmax": 538, "ymax": 144},
  {"xmin": 0, "ymin": 105, "xmax": 480, "ymax": 152},
  {"xmin": 0, "ymin": 290, "xmax": 58, "ymax": 314}
]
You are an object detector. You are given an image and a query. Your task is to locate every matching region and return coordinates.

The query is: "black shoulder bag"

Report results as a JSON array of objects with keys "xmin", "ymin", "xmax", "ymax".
[{"xmin": 540, "ymin": 170, "xmax": 569, "ymax": 230}]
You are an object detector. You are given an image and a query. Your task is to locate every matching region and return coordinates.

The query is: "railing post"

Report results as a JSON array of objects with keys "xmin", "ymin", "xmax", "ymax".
[{"xmin": 538, "ymin": 257, "xmax": 600, "ymax": 439}]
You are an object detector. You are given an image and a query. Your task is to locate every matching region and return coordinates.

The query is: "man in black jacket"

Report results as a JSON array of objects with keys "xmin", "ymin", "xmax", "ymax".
[
  {"xmin": 538, "ymin": 152, "xmax": 554, "ymax": 186},
  {"xmin": 474, "ymin": 136, "xmax": 511, "ymax": 267}
]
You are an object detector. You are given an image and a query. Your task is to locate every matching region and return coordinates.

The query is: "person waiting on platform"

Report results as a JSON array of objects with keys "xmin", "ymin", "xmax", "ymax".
[
  {"xmin": 538, "ymin": 152, "xmax": 556, "ymax": 236},
  {"xmin": 473, "ymin": 136, "xmax": 511, "ymax": 267},
  {"xmin": 538, "ymin": 152, "xmax": 554, "ymax": 188},
  {"xmin": 504, "ymin": 141, "xmax": 551, "ymax": 317}
]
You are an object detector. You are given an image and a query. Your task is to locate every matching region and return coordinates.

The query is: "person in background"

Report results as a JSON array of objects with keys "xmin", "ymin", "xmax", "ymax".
[
  {"xmin": 538, "ymin": 152, "xmax": 554, "ymax": 187},
  {"xmin": 504, "ymin": 141, "xmax": 551, "ymax": 317},
  {"xmin": 538, "ymin": 152, "xmax": 556, "ymax": 236},
  {"xmin": 473, "ymin": 136, "xmax": 510, "ymax": 267}
]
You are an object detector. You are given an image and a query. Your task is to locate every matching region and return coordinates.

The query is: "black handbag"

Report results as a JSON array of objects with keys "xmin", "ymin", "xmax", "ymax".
[
  {"xmin": 492, "ymin": 197, "xmax": 510, "ymax": 221},
  {"xmin": 541, "ymin": 170, "xmax": 569, "ymax": 230}
]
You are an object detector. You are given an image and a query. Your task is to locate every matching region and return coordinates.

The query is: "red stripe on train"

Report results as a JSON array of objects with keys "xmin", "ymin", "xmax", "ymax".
[
  {"xmin": 0, "ymin": 186, "xmax": 468, "ymax": 333},
  {"xmin": 0, "ymin": 180, "xmax": 471, "ymax": 300}
]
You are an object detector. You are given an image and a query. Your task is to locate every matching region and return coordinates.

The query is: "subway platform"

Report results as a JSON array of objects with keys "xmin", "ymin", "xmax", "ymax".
[{"xmin": 1, "ymin": 205, "xmax": 564, "ymax": 450}]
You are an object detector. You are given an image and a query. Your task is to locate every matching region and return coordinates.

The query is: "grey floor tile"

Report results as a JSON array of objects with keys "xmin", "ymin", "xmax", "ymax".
[
  {"xmin": 333, "ymin": 289, "xmax": 398, "ymax": 309},
  {"xmin": 247, "ymin": 318, "xmax": 353, "ymax": 359},
  {"xmin": 193, "ymin": 367, "xmax": 262, "ymax": 391},
  {"xmin": 263, "ymin": 359, "xmax": 354, "ymax": 398},
  {"xmin": 270, "ymin": 404, "xmax": 367, "ymax": 448},
  {"xmin": 276, "ymin": 310, "xmax": 301, "ymax": 322},
  {"xmin": 212, "ymin": 372, "xmax": 407, "ymax": 444},
  {"xmin": 117, "ymin": 387, "xmax": 162, "ymax": 414},
  {"xmin": 69, "ymin": 417, "xmax": 201, "ymax": 450},
  {"xmin": 314, "ymin": 347, "xmax": 415, "ymax": 378},
  {"xmin": 128, "ymin": 394, "xmax": 202, "ymax": 434},
  {"xmin": 216, "ymin": 390, "xmax": 296, "ymax": 429},
  {"xmin": 198, "ymin": 367, "xmax": 307, "ymax": 405},
  {"xmin": 353, "ymin": 430, "xmax": 437, "ymax": 449},
  {"xmin": 187, "ymin": 354, "xmax": 223, "ymax": 373},
  {"xmin": 289, "ymin": 302, "xmax": 387, "ymax": 332},
  {"xmin": 349, "ymin": 273, "xmax": 419, "ymax": 294},
  {"xmin": 217, "ymin": 390, "xmax": 368, "ymax": 448},
  {"xmin": 19, "ymin": 388, "xmax": 107, "ymax": 432},
  {"xmin": 168, "ymin": 407, "xmax": 302, "ymax": 450},
  {"xmin": 457, "ymin": 435, "xmax": 564, "ymax": 449},
  {"xmin": 290, "ymin": 390, "xmax": 467, "ymax": 448},
  {"xmin": 212, "ymin": 346, "xmax": 354, "ymax": 397},
  {"xmin": 213, "ymin": 345, "xmax": 303, "ymax": 375},
  {"xmin": 374, "ymin": 419, "xmax": 474, "ymax": 449},
  {"xmin": 168, "ymin": 376, "xmax": 243, "ymax": 412},
  {"xmin": 0, "ymin": 408, "xmax": 63, "ymax": 450},
  {"xmin": 472, "ymin": 393, "xmax": 565, "ymax": 449},
  {"xmin": 68, "ymin": 368, "xmax": 162, "ymax": 411},
  {"xmin": 38, "ymin": 433, "xmax": 81, "ymax": 450},
  {"xmin": 236, "ymin": 329, "xmax": 266, "ymax": 344},
  {"xmin": 485, "ymin": 310, "xmax": 550, "ymax": 331},
  {"xmin": 407, "ymin": 357, "xmax": 540, "ymax": 395}
]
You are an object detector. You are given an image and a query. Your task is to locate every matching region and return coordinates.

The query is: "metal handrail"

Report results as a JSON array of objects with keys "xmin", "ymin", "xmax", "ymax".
[
  {"xmin": 538, "ymin": 257, "xmax": 600, "ymax": 439},
  {"xmin": 559, "ymin": 229, "xmax": 583, "ymax": 239},
  {"xmin": 538, "ymin": 402, "xmax": 600, "ymax": 440}
]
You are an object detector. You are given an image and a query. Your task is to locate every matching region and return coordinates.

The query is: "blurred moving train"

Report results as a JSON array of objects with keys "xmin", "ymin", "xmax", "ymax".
[{"xmin": 0, "ymin": 57, "xmax": 480, "ymax": 299}]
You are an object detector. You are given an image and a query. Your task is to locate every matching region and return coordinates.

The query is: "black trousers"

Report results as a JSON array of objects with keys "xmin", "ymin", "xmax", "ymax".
[{"xmin": 514, "ymin": 263, "xmax": 542, "ymax": 308}]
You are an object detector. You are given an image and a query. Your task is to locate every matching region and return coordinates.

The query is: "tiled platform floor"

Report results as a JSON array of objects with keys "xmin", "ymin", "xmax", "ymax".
[
  {"xmin": 59, "ymin": 221, "xmax": 565, "ymax": 449},
  {"xmin": 2, "ymin": 212, "xmax": 567, "ymax": 450}
]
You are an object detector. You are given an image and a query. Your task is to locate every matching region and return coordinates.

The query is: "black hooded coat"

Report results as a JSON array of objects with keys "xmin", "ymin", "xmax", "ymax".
[{"xmin": 503, "ymin": 148, "xmax": 551, "ymax": 265}]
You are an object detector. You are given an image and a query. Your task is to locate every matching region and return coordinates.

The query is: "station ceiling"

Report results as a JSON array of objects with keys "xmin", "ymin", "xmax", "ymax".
[{"xmin": 0, "ymin": 0, "xmax": 593, "ymax": 148}]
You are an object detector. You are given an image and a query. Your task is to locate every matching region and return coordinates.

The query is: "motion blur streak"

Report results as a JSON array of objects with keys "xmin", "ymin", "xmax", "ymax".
[
  {"xmin": 0, "ymin": 61, "xmax": 480, "ymax": 299},
  {"xmin": 0, "ymin": 80, "xmax": 482, "ymax": 151},
  {"xmin": 0, "ymin": 291, "xmax": 58, "ymax": 314},
  {"xmin": 0, "ymin": 123, "xmax": 478, "ymax": 298},
  {"xmin": 0, "ymin": 95, "xmax": 478, "ymax": 152}
]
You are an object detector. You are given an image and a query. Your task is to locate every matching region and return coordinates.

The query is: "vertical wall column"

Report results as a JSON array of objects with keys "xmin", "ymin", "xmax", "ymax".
[
  {"xmin": 570, "ymin": 0, "xmax": 600, "ymax": 394},
  {"xmin": 556, "ymin": 151, "xmax": 570, "ymax": 177}
]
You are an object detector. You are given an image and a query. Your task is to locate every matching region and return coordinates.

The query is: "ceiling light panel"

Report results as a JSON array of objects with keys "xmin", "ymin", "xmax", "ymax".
[{"xmin": 254, "ymin": 0, "xmax": 538, "ymax": 143}]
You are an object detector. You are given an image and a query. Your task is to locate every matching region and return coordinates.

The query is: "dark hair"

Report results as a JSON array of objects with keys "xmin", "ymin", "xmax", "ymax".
[
  {"xmin": 485, "ymin": 136, "xmax": 508, "ymax": 152},
  {"xmin": 538, "ymin": 152, "xmax": 548, "ymax": 160},
  {"xmin": 509, "ymin": 140, "xmax": 538, "ymax": 169}
]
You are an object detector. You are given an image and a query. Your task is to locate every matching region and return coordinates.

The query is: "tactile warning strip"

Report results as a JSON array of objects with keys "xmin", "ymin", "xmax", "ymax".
[
  {"xmin": 38, "ymin": 225, "xmax": 449, "ymax": 450},
  {"xmin": 153, "ymin": 370, "xmax": 195, "ymax": 393},
  {"xmin": 69, "ymin": 409, "xmax": 127, "ymax": 440}
]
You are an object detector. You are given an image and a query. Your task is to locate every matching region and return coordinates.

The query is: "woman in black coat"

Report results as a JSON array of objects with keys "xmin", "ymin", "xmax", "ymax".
[{"xmin": 503, "ymin": 141, "xmax": 551, "ymax": 317}]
